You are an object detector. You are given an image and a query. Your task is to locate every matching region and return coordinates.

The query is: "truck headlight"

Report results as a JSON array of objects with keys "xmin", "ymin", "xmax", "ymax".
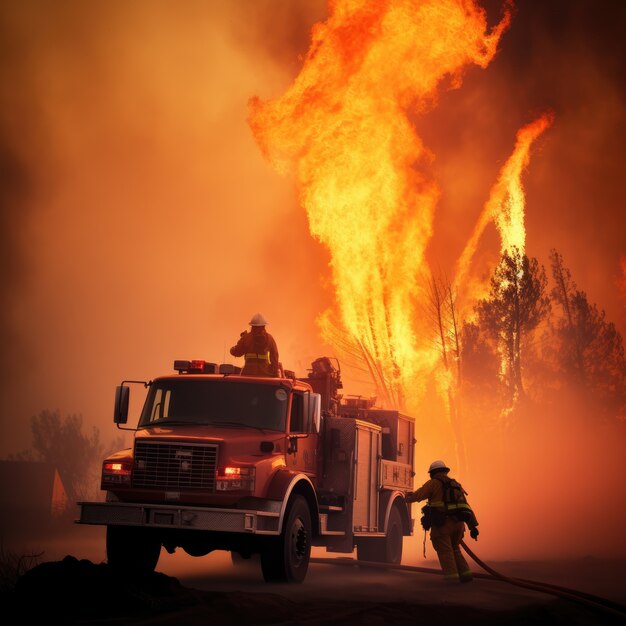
[
  {"xmin": 216, "ymin": 466, "xmax": 255, "ymax": 492},
  {"xmin": 102, "ymin": 461, "xmax": 132, "ymax": 484}
]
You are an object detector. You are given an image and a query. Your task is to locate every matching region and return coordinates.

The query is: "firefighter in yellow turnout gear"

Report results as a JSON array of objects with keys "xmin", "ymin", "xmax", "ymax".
[
  {"xmin": 230, "ymin": 313, "xmax": 280, "ymax": 377},
  {"xmin": 406, "ymin": 460, "xmax": 479, "ymax": 583}
]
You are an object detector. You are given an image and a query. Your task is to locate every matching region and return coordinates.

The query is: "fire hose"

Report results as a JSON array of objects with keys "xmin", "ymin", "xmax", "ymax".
[
  {"xmin": 458, "ymin": 540, "xmax": 626, "ymax": 620},
  {"xmin": 310, "ymin": 543, "xmax": 626, "ymax": 621}
]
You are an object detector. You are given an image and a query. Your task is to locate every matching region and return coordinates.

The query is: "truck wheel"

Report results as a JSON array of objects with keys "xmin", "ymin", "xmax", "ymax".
[
  {"xmin": 261, "ymin": 495, "xmax": 311, "ymax": 583},
  {"xmin": 357, "ymin": 505, "xmax": 403, "ymax": 564},
  {"xmin": 106, "ymin": 525, "xmax": 161, "ymax": 575}
]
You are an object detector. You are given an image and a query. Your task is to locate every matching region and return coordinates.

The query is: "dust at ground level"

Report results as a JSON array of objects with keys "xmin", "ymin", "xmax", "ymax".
[{"xmin": 2, "ymin": 523, "xmax": 626, "ymax": 625}]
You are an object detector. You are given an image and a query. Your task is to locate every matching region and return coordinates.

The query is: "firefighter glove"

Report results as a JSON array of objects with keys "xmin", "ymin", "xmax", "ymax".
[{"xmin": 470, "ymin": 527, "xmax": 479, "ymax": 541}]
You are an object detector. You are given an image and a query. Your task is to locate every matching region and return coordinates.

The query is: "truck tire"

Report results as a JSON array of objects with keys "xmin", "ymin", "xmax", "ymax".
[
  {"xmin": 106, "ymin": 525, "xmax": 161, "ymax": 575},
  {"xmin": 261, "ymin": 495, "xmax": 311, "ymax": 583},
  {"xmin": 357, "ymin": 504, "xmax": 403, "ymax": 564}
]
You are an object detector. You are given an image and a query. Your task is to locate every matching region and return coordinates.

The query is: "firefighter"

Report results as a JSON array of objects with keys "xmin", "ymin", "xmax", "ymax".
[
  {"xmin": 405, "ymin": 460, "xmax": 479, "ymax": 583},
  {"xmin": 230, "ymin": 313, "xmax": 280, "ymax": 377}
]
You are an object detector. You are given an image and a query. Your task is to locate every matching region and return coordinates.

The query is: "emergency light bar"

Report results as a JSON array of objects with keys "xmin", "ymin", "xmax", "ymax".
[{"xmin": 173, "ymin": 360, "xmax": 218, "ymax": 374}]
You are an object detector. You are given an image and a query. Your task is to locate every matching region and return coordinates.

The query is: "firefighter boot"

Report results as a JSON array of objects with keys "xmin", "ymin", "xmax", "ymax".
[{"xmin": 451, "ymin": 528, "xmax": 472, "ymax": 583}]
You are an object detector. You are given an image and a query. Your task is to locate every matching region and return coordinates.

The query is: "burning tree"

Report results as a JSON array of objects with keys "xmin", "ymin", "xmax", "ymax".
[
  {"xmin": 426, "ymin": 272, "xmax": 466, "ymax": 473},
  {"xmin": 248, "ymin": 0, "xmax": 512, "ymax": 415},
  {"xmin": 476, "ymin": 248, "xmax": 550, "ymax": 407},
  {"xmin": 247, "ymin": 0, "xmax": 555, "ymax": 439}
]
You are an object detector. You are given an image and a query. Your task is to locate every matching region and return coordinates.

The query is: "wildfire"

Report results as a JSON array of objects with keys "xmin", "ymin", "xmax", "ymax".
[
  {"xmin": 454, "ymin": 112, "xmax": 554, "ymax": 314},
  {"xmin": 249, "ymin": 0, "xmax": 511, "ymax": 411}
]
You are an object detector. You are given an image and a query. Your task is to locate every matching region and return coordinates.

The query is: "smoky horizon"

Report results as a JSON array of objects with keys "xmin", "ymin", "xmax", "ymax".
[{"xmin": 1, "ymin": 0, "xmax": 625, "ymax": 564}]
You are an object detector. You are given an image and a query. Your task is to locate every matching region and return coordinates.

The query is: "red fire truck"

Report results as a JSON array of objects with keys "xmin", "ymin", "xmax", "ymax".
[{"xmin": 77, "ymin": 357, "xmax": 416, "ymax": 583}]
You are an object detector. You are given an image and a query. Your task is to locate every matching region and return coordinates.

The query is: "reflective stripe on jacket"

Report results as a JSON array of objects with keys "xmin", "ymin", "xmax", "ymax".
[
  {"xmin": 412, "ymin": 476, "xmax": 477, "ymax": 524},
  {"xmin": 230, "ymin": 329, "xmax": 279, "ymax": 377},
  {"xmin": 428, "ymin": 500, "xmax": 474, "ymax": 515}
]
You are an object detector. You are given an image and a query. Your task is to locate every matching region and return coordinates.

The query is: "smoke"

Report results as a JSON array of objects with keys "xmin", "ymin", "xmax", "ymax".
[
  {"xmin": 0, "ymin": 1, "xmax": 331, "ymax": 456},
  {"xmin": 1, "ymin": 0, "xmax": 625, "ymax": 563},
  {"xmin": 408, "ymin": 0, "xmax": 626, "ymax": 561},
  {"xmin": 237, "ymin": 0, "xmax": 626, "ymax": 563},
  {"xmin": 423, "ymin": 0, "xmax": 626, "ymax": 332},
  {"xmin": 0, "ymin": 148, "xmax": 30, "ymax": 389}
]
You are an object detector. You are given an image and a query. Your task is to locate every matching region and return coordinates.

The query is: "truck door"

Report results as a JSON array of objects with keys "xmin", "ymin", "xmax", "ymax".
[
  {"xmin": 353, "ymin": 422, "xmax": 381, "ymax": 532},
  {"xmin": 286, "ymin": 391, "xmax": 319, "ymax": 480}
]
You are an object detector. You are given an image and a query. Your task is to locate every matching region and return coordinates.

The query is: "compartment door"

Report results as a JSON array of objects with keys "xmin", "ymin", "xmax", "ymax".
[{"xmin": 352, "ymin": 426, "xmax": 380, "ymax": 532}]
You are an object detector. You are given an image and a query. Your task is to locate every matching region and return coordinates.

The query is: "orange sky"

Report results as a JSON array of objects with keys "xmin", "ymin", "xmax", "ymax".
[
  {"xmin": 1, "ymin": 0, "xmax": 625, "ymax": 463},
  {"xmin": 0, "ymin": 1, "xmax": 332, "ymax": 455},
  {"xmin": 0, "ymin": 0, "xmax": 625, "ymax": 565}
]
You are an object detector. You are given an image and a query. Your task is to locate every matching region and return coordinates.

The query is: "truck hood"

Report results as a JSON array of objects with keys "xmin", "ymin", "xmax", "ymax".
[{"xmin": 134, "ymin": 424, "xmax": 285, "ymax": 447}]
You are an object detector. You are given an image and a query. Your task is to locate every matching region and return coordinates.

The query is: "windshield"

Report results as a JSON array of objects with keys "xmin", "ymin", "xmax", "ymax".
[{"xmin": 138, "ymin": 379, "xmax": 289, "ymax": 431}]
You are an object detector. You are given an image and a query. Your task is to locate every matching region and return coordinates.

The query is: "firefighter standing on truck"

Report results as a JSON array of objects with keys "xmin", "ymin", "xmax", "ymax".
[
  {"xmin": 230, "ymin": 313, "xmax": 280, "ymax": 377},
  {"xmin": 406, "ymin": 460, "xmax": 479, "ymax": 583}
]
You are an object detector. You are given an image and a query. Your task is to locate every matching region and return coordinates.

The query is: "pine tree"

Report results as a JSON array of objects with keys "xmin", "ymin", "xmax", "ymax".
[
  {"xmin": 476, "ymin": 247, "xmax": 550, "ymax": 404},
  {"xmin": 549, "ymin": 249, "xmax": 626, "ymax": 418}
]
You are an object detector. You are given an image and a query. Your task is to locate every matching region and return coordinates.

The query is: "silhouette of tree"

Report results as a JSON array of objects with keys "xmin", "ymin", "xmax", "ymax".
[
  {"xmin": 426, "ymin": 272, "xmax": 466, "ymax": 473},
  {"xmin": 476, "ymin": 248, "xmax": 550, "ymax": 404},
  {"xmin": 460, "ymin": 320, "xmax": 500, "ymax": 391},
  {"xmin": 27, "ymin": 410, "xmax": 125, "ymax": 503},
  {"xmin": 548, "ymin": 250, "xmax": 626, "ymax": 418},
  {"xmin": 457, "ymin": 319, "xmax": 507, "ymax": 443},
  {"xmin": 29, "ymin": 411, "xmax": 100, "ymax": 503},
  {"xmin": 549, "ymin": 249, "xmax": 585, "ymax": 381}
]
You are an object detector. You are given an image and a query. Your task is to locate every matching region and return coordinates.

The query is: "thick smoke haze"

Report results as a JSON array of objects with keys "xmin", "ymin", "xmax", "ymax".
[
  {"xmin": 0, "ymin": 0, "xmax": 330, "ymax": 456},
  {"xmin": 1, "ymin": 0, "xmax": 625, "ymax": 563},
  {"xmin": 422, "ymin": 1, "xmax": 626, "ymax": 311}
]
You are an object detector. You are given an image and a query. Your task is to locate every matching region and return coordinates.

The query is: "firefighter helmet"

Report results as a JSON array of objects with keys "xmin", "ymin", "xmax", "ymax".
[
  {"xmin": 249, "ymin": 313, "xmax": 268, "ymax": 326},
  {"xmin": 428, "ymin": 460, "xmax": 450, "ymax": 474}
]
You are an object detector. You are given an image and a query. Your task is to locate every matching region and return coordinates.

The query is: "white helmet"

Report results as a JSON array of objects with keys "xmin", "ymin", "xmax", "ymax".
[
  {"xmin": 249, "ymin": 313, "xmax": 268, "ymax": 326},
  {"xmin": 428, "ymin": 460, "xmax": 450, "ymax": 474}
]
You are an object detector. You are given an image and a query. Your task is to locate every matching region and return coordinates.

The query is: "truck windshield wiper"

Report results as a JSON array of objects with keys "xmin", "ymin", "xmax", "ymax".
[{"xmin": 210, "ymin": 420, "xmax": 267, "ymax": 434}]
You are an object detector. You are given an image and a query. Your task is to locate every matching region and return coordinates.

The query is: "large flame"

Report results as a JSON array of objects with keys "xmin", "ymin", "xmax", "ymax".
[
  {"xmin": 249, "ymin": 0, "xmax": 510, "ymax": 410},
  {"xmin": 454, "ymin": 112, "xmax": 554, "ymax": 312}
]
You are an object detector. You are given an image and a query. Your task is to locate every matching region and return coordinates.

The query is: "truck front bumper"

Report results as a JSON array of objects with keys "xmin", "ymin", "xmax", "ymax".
[{"xmin": 77, "ymin": 501, "xmax": 281, "ymax": 535}]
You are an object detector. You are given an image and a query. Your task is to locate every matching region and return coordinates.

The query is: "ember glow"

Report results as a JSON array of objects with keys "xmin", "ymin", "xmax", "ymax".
[{"xmin": 249, "ymin": 0, "xmax": 511, "ymax": 411}]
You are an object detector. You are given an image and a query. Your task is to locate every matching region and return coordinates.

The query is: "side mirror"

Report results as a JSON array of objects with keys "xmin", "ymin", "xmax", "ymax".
[{"xmin": 114, "ymin": 385, "xmax": 130, "ymax": 424}]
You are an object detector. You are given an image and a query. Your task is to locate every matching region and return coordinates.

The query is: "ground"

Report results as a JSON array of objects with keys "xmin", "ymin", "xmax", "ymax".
[{"xmin": 2, "ymin": 524, "xmax": 626, "ymax": 625}]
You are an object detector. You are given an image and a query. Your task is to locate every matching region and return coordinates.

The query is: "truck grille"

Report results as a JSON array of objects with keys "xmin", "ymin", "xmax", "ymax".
[{"xmin": 132, "ymin": 441, "xmax": 218, "ymax": 491}]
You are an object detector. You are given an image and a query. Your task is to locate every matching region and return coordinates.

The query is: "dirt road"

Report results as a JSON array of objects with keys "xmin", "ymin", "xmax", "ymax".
[{"xmin": 5, "ymin": 524, "xmax": 625, "ymax": 625}]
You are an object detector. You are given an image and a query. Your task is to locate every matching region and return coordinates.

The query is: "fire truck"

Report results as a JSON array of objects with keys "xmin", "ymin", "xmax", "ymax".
[{"xmin": 77, "ymin": 357, "xmax": 416, "ymax": 583}]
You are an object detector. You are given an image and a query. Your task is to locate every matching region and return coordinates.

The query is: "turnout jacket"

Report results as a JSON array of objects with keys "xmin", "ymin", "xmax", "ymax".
[
  {"xmin": 412, "ymin": 475, "xmax": 478, "ymax": 528},
  {"xmin": 230, "ymin": 328, "xmax": 279, "ymax": 377}
]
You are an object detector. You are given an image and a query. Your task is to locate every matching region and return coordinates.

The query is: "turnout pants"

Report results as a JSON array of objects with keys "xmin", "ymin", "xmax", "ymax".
[{"xmin": 430, "ymin": 517, "xmax": 473, "ymax": 582}]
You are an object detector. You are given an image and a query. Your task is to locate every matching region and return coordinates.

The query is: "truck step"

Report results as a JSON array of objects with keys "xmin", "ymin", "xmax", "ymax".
[
  {"xmin": 319, "ymin": 513, "xmax": 346, "ymax": 536},
  {"xmin": 319, "ymin": 504, "xmax": 343, "ymax": 512}
]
